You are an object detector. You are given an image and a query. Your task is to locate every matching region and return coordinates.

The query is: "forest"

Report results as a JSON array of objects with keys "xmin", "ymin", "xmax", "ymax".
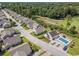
[{"xmin": 1, "ymin": 2, "xmax": 79, "ymax": 19}]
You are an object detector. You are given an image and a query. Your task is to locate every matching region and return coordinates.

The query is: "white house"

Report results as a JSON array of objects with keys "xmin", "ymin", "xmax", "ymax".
[{"xmin": 44, "ymin": 30, "xmax": 59, "ymax": 41}]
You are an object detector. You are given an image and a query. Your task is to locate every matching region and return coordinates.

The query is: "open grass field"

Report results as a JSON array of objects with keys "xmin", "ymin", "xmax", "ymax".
[
  {"xmin": 35, "ymin": 16, "xmax": 79, "ymax": 55},
  {"xmin": 36, "ymin": 16, "xmax": 79, "ymax": 32}
]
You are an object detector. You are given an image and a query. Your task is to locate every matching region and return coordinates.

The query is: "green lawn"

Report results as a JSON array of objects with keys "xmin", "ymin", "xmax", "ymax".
[
  {"xmin": 71, "ymin": 16, "xmax": 79, "ymax": 31},
  {"xmin": 21, "ymin": 24, "xmax": 29, "ymax": 30},
  {"xmin": 34, "ymin": 16, "xmax": 79, "ymax": 55},
  {"xmin": 3, "ymin": 51, "xmax": 11, "ymax": 56},
  {"xmin": 22, "ymin": 36, "xmax": 41, "ymax": 52},
  {"xmin": 22, "ymin": 36, "xmax": 30, "ymax": 43},
  {"xmin": 59, "ymin": 16, "xmax": 79, "ymax": 31},
  {"xmin": 67, "ymin": 37, "xmax": 79, "ymax": 55},
  {"xmin": 36, "ymin": 16, "xmax": 79, "ymax": 32},
  {"xmin": 31, "ymin": 32, "xmax": 50, "ymax": 43}
]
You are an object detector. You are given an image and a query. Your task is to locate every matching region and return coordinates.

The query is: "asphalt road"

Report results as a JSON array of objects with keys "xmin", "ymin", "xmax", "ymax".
[{"xmin": 2, "ymin": 10, "xmax": 68, "ymax": 56}]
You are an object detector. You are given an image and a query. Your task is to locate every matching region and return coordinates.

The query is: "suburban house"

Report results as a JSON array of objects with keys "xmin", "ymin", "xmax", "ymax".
[
  {"xmin": 19, "ymin": 17, "xmax": 29, "ymax": 24},
  {"xmin": 0, "ymin": 28, "xmax": 22, "ymax": 49},
  {"xmin": 3, "ymin": 21, "xmax": 12, "ymax": 28},
  {"xmin": 0, "ymin": 28, "xmax": 20, "ymax": 39},
  {"xmin": 44, "ymin": 30, "xmax": 71, "ymax": 51},
  {"xmin": 0, "ymin": 18, "xmax": 8, "ymax": 28},
  {"xmin": 2, "ymin": 35, "xmax": 22, "ymax": 49},
  {"xmin": 0, "ymin": 11, "xmax": 6, "ymax": 17},
  {"xmin": 27, "ymin": 20, "xmax": 34, "ymax": 29},
  {"xmin": 0, "ymin": 10, "xmax": 12, "ymax": 28},
  {"xmin": 14, "ymin": 14, "xmax": 21, "ymax": 20},
  {"xmin": 33, "ymin": 23, "xmax": 44, "ymax": 34},
  {"xmin": 4, "ymin": 9, "xmax": 44, "ymax": 34},
  {"xmin": 44, "ymin": 30, "xmax": 59, "ymax": 41},
  {"xmin": 9, "ymin": 43, "xmax": 32, "ymax": 56},
  {"xmin": 0, "ymin": 10, "xmax": 8, "ymax": 28}
]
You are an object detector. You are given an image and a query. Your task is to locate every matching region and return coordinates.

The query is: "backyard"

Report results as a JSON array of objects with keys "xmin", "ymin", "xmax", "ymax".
[{"xmin": 32, "ymin": 16, "xmax": 79, "ymax": 55}]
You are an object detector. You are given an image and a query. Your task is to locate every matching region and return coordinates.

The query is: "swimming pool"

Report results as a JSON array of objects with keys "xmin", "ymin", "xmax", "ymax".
[{"xmin": 57, "ymin": 36, "xmax": 70, "ymax": 46}]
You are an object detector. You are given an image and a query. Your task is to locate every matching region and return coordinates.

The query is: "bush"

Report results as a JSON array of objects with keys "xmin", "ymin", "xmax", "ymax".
[
  {"xmin": 48, "ymin": 24, "xmax": 63, "ymax": 31},
  {"xmin": 69, "ymin": 26, "xmax": 78, "ymax": 34}
]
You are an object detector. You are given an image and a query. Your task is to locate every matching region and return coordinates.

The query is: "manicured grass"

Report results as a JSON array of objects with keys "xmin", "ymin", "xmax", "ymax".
[
  {"xmin": 22, "ymin": 36, "xmax": 41, "ymax": 52},
  {"xmin": 15, "ymin": 29, "xmax": 20, "ymax": 33},
  {"xmin": 21, "ymin": 24, "xmax": 29, "ymax": 30},
  {"xmin": 67, "ymin": 37, "xmax": 79, "ymax": 55},
  {"xmin": 22, "ymin": 36, "xmax": 30, "ymax": 43},
  {"xmin": 3, "ymin": 51, "xmax": 11, "ymax": 56},
  {"xmin": 31, "ymin": 32, "xmax": 50, "ymax": 43}
]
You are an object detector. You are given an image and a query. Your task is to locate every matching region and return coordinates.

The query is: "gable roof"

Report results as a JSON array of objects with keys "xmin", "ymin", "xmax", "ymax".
[
  {"xmin": 13, "ymin": 51, "xmax": 26, "ymax": 56},
  {"xmin": 9, "ymin": 43, "xmax": 32, "ymax": 56},
  {"xmin": 1, "ymin": 28, "xmax": 20, "ymax": 39},
  {"xmin": 49, "ymin": 30, "xmax": 59, "ymax": 38},
  {"xmin": 3, "ymin": 35, "xmax": 22, "ymax": 48}
]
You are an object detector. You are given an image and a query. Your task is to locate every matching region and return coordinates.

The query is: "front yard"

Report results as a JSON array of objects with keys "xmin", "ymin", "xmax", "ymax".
[
  {"xmin": 31, "ymin": 32, "xmax": 50, "ymax": 43},
  {"xmin": 3, "ymin": 51, "xmax": 11, "ymax": 56},
  {"xmin": 21, "ymin": 24, "xmax": 29, "ymax": 30},
  {"xmin": 21, "ymin": 36, "xmax": 41, "ymax": 52}
]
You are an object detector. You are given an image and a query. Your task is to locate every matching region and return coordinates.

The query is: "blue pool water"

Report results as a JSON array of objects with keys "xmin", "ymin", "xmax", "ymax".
[{"xmin": 57, "ymin": 36, "xmax": 69, "ymax": 46}]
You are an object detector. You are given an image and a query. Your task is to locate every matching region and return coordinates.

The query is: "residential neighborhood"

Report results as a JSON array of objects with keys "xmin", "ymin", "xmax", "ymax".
[
  {"xmin": 0, "ymin": 9, "xmax": 56, "ymax": 56},
  {"xmin": 0, "ymin": 8, "xmax": 69, "ymax": 56},
  {"xmin": 0, "ymin": 3, "xmax": 79, "ymax": 56}
]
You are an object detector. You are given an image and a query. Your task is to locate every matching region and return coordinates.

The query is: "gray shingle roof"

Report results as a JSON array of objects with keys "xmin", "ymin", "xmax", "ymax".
[
  {"xmin": 13, "ymin": 51, "xmax": 27, "ymax": 56},
  {"xmin": 3, "ymin": 35, "xmax": 22, "ymax": 48},
  {"xmin": 49, "ymin": 30, "xmax": 59, "ymax": 38},
  {"xmin": 9, "ymin": 43, "xmax": 32, "ymax": 56},
  {"xmin": 1, "ymin": 28, "xmax": 20, "ymax": 39}
]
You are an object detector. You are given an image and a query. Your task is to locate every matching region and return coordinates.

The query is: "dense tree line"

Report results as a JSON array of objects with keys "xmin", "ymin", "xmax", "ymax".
[{"xmin": 1, "ymin": 2, "xmax": 79, "ymax": 19}]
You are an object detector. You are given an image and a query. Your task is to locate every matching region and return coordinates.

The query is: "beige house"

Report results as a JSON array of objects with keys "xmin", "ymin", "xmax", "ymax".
[
  {"xmin": 33, "ymin": 23, "xmax": 44, "ymax": 35},
  {"xmin": 9, "ymin": 43, "xmax": 32, "ymax": 56}
]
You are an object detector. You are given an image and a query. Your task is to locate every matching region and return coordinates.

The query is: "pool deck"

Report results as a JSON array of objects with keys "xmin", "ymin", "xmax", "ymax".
[{"xmin": 50, "ymin": 34, "xmax": 72, "ymax": 52}]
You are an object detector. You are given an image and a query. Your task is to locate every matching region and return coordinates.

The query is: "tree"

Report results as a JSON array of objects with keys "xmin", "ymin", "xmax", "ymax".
[
  {"xmin": 65, "ymin": 15, "xmax": 72, "ymax": 30},
  {"xmin": 69, "ymin": 26, "xmax": 78, "ymax": 34},
  {"xmin": 1, "ymin": 3, "xmax": 78, "ymax": 19}
]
